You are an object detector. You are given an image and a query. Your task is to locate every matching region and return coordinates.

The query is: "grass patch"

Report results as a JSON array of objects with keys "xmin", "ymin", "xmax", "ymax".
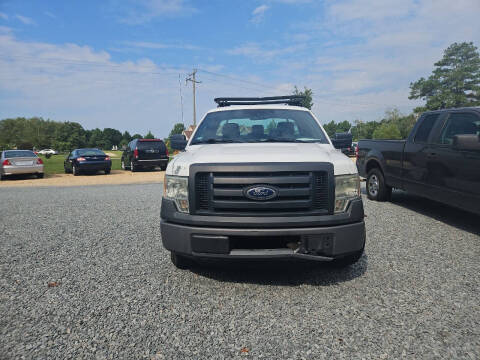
[{"xmin": 39, "ymin": 154, "xmax": 122, "ymax": 175}]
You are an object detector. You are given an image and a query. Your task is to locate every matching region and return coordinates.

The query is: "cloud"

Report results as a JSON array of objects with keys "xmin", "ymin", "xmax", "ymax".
[
  {"xmin": 227, "ymin": 42, "xmax": 304, "ymax": 62},
  {"xmin": 14, "ymin": 14, "xmax": 35, "ymax": 25},
  {"xmin": 114, "ymin": 0, "xmax": 196, "ymax": 24},
  {"xmin": 44, "ymin": 11, "xmax": 56, "ymax": 19},
  {"xmin": 250, "ymin": 5, "xmax": 269, "ymax": 24},
  {"xmin": 0, "ymin": 12, "xmax": 8, "ymax": 20},
  {"xmin": 123, "ymin": 41, "xmax": 201, "ymax": 51}
]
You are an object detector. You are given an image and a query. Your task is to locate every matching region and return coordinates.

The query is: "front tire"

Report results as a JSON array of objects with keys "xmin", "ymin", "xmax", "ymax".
[
  {"xmin": 366, "ymin": 168, "xmax": 391, "ymax": 201},
  {"xmin": 170, "ymin": 252, "xmax": 191, "ymax": 270},
  {"xmin": 37, "ymin": 173, "xmax": 44, "ymax": 179},
  {"xmin": 121, "ymin": 160, "xmax": 128, "ymax": 170}
]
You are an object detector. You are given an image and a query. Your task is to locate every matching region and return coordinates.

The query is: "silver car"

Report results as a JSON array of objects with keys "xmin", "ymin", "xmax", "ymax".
[{"xmin": 0, "ymin": 150, "xmax": 44, "ymax": 180}]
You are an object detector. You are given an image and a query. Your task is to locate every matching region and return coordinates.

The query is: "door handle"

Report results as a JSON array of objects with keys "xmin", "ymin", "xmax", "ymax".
[{"xmin": 427, "ymin": 152, "xmax": 437, "ymax": 159}]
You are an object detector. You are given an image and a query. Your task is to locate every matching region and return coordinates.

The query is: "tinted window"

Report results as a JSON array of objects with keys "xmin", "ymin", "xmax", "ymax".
[
  {"xmin": 77, "ymin": 149, "xmax": 105, "ymax": 156},
  {"xmin": 137, "ymin": 141, "xmax": 166, "ymax": 151},
  {"xmin": 4, "ymin": 150, "xmax": 36, "ymax": 158},
  {"xmin": 191, "ymin": 109, "xmax": 329, "ymax": 144},
  {"xmin": 414, "ymin": 114, "xmax": 440, "ymax": 143},
  {"xmin": 439, "ymin": 113, "xmax": 480, "ymax": 145}
]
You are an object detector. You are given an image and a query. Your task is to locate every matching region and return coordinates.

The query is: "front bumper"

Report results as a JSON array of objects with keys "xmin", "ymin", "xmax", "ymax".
[
  {"xmin": 160, "ymin": 198, "xmax": 365, "ymax": 261},
  {"xmin": 161, "ymin": 220, "xmax": 365, "ymax": 261},
  {"xmin": 2, "ymin": 164, "xmax": 43, "ymax": 175}
]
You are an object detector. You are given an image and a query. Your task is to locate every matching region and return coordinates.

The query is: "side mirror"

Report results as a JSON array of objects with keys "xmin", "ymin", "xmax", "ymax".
[
  {"xmin": 331, "ymin": 139, "xmax": 341, "ymax": 149},
  {"xmin": 453, "ymin": 134, "xmax": 480, "ymax": 151},
  {"xmin": 170, "ymin": 134, "xmax": 188, "ymax": 151}
]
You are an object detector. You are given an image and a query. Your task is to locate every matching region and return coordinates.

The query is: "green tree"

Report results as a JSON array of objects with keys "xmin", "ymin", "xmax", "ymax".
[
  {"xmin": 144, "ymin": 131, "xmax": 155, "ymax": 139},
  {"xmin": 132, "ymin": 133, "xmax": 143, "ymax": 140},
  {"xmin": 409, "ymin": 42, "xmax": 480, "ymax": 112},
  {"xmin": 169, "ymin": 123, "xmax": 186, "ymax": 137},
  {"xmin": 323, "ymin": 120, "xmax": 337, "ymax": 137},
  {"xmin": 293, "ymin": 86, "xmax": 313, "ymax": 109},
  {"xmin": 372, "ymin": 122, "xmax": 402, "ymax": 140}
]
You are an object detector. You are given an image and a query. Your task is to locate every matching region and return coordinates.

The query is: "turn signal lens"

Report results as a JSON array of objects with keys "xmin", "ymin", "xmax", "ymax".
[
  {"xmin": 2, "ymin": 159, "xmax": 11, "ymax": 166},
  {"xmin": 77, "ymin": 157, "xmax": 86, "ymax": 161},
  {"xmin": 105, "ymin": 156, "xmax": 111, "ymax": 161},
  {"xmin": 133, "ymin": 149, "xmax": 139, "ymax": 158},
  {"xmin": 36, "ymin": 158, "xmax": 43, "ymax": 164}
]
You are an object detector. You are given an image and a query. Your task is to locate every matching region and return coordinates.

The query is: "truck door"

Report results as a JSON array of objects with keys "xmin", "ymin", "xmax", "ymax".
[
  {"xmin": 403, "ymin": 113, "xmax": 444, "ymax": 198},
  {"xmin": 428, "ymin": 111, "xmax": 480, "ymax": 213}
]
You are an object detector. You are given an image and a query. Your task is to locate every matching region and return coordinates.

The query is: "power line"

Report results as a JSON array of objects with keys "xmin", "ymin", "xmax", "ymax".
[{"xmin": 197, "ymin": 68, "xmax": 269, "ymax": 90}]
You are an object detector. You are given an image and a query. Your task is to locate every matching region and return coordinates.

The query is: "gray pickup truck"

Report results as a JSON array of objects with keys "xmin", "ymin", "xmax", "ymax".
[{"xmin": 356, "ymin": 107, "xmax": 480, "ymax": 215}]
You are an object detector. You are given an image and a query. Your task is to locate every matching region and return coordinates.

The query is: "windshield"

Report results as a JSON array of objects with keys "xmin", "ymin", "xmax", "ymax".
[
  {"xmin": 4, "ymin": 150, "xmax": 37, "ymax": 158},
  {"xmin": 77, "ymin": 149, "xmax": 105, "ymax": 156},
  {"xmin": 190, "ymin": 109, "xmax": 329, "ymax": 145}
]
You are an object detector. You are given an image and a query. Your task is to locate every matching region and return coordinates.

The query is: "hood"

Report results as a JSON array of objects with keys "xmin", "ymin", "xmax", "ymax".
[{"xmin": 167, "ymin": 143, "xmax": 357, "ymax": 177}]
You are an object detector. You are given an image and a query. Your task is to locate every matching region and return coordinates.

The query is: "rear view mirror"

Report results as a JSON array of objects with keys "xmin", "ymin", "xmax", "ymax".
[
  {"xmin": 453, "ymin": 134, "xmax": 480, "ymax": 151},
  {"xmin": 170, "ymin": 134, "xmax": 188, "ymax": 151}
]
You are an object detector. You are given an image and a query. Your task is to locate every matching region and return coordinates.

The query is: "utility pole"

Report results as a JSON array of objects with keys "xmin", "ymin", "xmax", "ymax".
[{"xmin": 186, "ymin": 69, "xmax": 201, "ymax": 126}]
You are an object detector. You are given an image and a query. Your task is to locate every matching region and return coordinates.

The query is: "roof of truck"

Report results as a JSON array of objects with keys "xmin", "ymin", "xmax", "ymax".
[{"xmin": 206, "ymin": 104, "xmax": 310, "ymax": 113}]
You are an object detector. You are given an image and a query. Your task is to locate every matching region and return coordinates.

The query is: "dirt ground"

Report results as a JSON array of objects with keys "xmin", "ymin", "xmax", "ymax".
[{"xmin": 0, "ymin": 170, "xmax": 165, "ymax": 188}]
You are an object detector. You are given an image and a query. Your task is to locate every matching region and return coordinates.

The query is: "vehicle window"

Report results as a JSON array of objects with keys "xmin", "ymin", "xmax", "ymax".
[
  {"xmin": 414, "ymin": 114, "xmax": 440, "ymax": 143},
  {"xmin": 137, "ymin": 141, "xmax": 166, "ymax": 151},
  {"xmin": 3, "ymin": 150, "xmax": 36, "ymax": 158},
  {"xmin": 76, "ymin": 149, "xmax": 105, "ymax": 156},
  {"xmin": 191, "ymin": 109, "xmax": 329, "ymax": 144},
  {"xmin": 439, "ymin": 113, "xmax": 480, "ymax": 145}
]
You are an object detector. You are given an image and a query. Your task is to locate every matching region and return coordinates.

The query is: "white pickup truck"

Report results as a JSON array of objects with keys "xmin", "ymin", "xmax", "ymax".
[{"xmin": 161, "ymin": 96, "xmax": 365, "ymax": 269}]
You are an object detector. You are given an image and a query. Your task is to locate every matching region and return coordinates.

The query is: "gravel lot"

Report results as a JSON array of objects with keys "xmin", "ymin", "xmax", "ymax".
[{"xmin": 1, "ymin": 184, "xmax": 479, "ymax": 359}]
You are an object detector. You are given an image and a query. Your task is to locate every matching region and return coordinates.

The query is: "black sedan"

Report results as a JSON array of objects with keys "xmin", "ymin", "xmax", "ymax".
[{"xmin": 64, "ymin": 148, "xmax": 111, "ymax": 176}]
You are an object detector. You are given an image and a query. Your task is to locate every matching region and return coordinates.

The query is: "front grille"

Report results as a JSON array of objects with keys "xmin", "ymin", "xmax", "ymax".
[{"xmin": 192, "ymin": 166, "xmax": 331, "ymax": 216}]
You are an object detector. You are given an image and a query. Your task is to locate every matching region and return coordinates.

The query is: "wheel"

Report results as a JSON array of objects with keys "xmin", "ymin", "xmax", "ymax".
[
  {"xmin": 72, "ymin": 164, "xmax": 80, "ymax": 176},
  {"xmin": 366, "ymin": 168, "xmax": 391, "ymax": 201},
  {"xmin": 37, "ymin": 173, "xmax": 44, "ymax": 179},
  {"xmin": 105, "ymin": 169, "xmax": 111, "ymax": 175},
  {"xmin": 130, "ymin": 161, "xmax": 137, "ymax": 172},
  {"xmin": 331, "ymin": 248, "xmax": 364, "ymax": 267},
  {"xmin": 170, "ymin": 252, "xmax": 191, "ymax": 270}
]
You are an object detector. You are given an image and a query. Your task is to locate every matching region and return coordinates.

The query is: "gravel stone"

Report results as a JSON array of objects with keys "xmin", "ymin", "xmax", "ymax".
[{"xmin": 0, "ymin": 184, "xmax": 479, "ymax": 359}]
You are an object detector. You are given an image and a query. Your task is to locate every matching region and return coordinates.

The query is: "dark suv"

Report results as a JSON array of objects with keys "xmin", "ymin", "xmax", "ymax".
[{"xmin": 121, "ymin": 139, "xmax": 169, "ymax": 172}]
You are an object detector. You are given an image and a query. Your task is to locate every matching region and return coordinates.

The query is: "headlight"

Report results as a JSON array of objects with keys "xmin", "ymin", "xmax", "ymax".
[
  {"xmin": 164, "ymin": 175, "xmax": 189, "ymax": 213},
  {"xmin": 335, "ymin": 174, "xmax": 360, "ymax": 213}
]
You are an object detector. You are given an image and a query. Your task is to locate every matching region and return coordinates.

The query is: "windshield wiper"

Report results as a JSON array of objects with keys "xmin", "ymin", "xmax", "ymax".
[
  {"xmin": 256, "ymin": 138, "xmax": 321, "ymax": 143},
  {"xmin": 191, "ymin": 138, "xmax": 241, "ymax": 145}
]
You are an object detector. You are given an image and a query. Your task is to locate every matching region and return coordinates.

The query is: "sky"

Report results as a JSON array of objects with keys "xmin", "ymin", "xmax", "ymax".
[{"xmin": 0, "ymin": 0, "xmax": 479, "ymax": 138}]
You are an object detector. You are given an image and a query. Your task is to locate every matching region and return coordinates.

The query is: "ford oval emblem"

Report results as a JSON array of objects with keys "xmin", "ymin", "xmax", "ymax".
[{"xmin": 244, "ymin": 185, "xmax": 278, "ymax": 201}]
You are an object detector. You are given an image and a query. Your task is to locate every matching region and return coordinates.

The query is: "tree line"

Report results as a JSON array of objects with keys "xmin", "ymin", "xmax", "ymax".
[{"xmin": 0, "ymin": 117, "xmax": 156, "ymax": 152}]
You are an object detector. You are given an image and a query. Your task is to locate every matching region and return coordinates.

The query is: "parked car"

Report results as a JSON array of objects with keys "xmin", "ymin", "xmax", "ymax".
[
  {"xmin": 64, "ymin": 148, "xmax": 111, "ymax": 176},
  {"xmin": 121, "ymin": 139, "xmax": 169, "ymax": 172},
  {"xmin": 0, "ymin": 150, "xmax": 44, "ymax": 180},
  {"xmin": 38, "ymin": 149, "xmax": 58, "ymax": 155},
  {"xmin": 357, "ymin": 107, "xmax": 480, "ymax": 215},
  {"xmin": 161, "ymin": 96, "xmax": 365, "ymax": 269}
]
